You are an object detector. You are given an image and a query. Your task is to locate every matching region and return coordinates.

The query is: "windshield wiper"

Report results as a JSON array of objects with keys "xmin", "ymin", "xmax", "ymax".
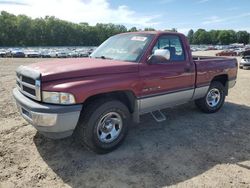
[{"xmin": 94, "ymin": 55, "xmax": 113, "ymax": 60}]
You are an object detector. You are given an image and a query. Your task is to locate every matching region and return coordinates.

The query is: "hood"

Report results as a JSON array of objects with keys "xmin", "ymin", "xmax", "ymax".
[{"xmin": 28, "ymin": 58, "xmax": 139, "ymax": 82}]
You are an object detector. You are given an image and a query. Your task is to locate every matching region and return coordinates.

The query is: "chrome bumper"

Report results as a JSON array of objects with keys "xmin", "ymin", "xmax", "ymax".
[
  {"xmin": 240, "ymin": 63, "xmax": 250, "ymax": 67},
  {"xmin": 13, "ymin": 88, "xmax": 82, "ymax": 139}
]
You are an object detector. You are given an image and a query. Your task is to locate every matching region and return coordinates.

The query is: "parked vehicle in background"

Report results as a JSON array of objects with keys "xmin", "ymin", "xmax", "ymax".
[
  {"xmin": 5, "ymin": 51, "xmax": 12, "ymax": 57},
  {"xmin": 68, "ymin": 51, "xmax": 79, "ymax": 58},
  {"xmin": 234, "ymin": 48, "xmax": 245, "ymax": 56},
  {"xmin": 0, "ymin": 47, "xmax": 103, "ymax": 59},
  {"xmin": 216, "ymin": 50, "xmax": 237, "ymax": 56},
  {"xmin": 205, "ymin": 46, "xmax": 217, "ymax": 51},
  {"xmin": 242, "ymin": 50, "xmax": 250, "ymax": 57},
  {"xmin": 13, "ymin": 31, "xmax": 238, "ymax": 153},
  {"xmin": 12, "ymin": 50, "xmax": 25, "ymax": 58},
  {"xmin": 0, "ymin": 50, "xmax": 6, "ymax": 57},
  {"xmin": 25, "ymin": 50, "xmax": 41, "ymax": 58},
  {"xmin": 78, "ymin": 51, "xmax": 89, "ymax": 57},
  {"xmin": 240, "ymin": 56, "xmax": 250, "ymax": 69},
  {"xmin": 57, "ymin": 51, "xmax": 69, "ymax": 58},
  {"xmin": 48, "ymin": 51, "xmax": 58, "ymax": 58},
  {"xmin": 40, "ymin": 51, "xmax": 51, "ymax": 58},
  {"xmin": 229, "ymin": 43, "xmax": 244, "ymax": 49},
  {"xmin": 191, "ymin": 47, "xmax": 198, "ymax": 52},
  {"xmin": 245, "ymin": 45, "xmax": 250, "ymax": 51},
  {"xmin": 87, "ymin": 48, "xmax": 94, "ymax": 55}
]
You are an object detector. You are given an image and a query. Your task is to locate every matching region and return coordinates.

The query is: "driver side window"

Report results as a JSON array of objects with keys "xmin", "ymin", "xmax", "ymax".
[{"xmin": 152, "ymin": 35, "xmax": 185, "ymax": 61}]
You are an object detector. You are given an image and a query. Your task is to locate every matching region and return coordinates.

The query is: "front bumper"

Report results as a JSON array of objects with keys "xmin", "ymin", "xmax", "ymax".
[
  {"xmin": 240, "ymin": 62, "xmax": 250, "ymax": 68},
  {"xmin": 13, "ymin": 88, "xmax": 82, "ymax": 139}
]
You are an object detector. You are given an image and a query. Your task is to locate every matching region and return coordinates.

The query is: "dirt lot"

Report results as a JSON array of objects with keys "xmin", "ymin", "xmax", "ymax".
[{"xmin": 0, "ymin": 53, "xmax": 250, "ymax": 188}]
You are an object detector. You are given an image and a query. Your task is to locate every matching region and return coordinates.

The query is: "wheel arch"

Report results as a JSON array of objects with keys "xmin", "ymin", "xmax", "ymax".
[
  {"xmin": 82, "ymin": 90, "xmax": 137, "ymax": 114},
  {"xmin": 210, "ymin": 74, "xmax": 229, "ymax": 95}
]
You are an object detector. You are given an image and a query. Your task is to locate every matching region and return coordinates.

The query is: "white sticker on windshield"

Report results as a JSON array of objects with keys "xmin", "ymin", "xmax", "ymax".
[{"xmin": 131, "ymin": 36, "xmax": 147, "ymax": 41}]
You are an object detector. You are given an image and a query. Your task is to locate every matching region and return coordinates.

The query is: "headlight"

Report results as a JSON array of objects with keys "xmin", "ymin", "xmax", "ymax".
[
  {"xmin": 42, "ymin": 91, "xmax": 76, "ymax": 104},
  {"xmin": 241, "ymin": 59, "xmax": 246, "ymax": 63}
]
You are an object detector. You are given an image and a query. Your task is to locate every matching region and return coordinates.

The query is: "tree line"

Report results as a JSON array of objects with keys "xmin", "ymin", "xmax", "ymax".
[
  {"xmin": 0, "ymin": 11, "xmax": 129, "ymax": 46},
  {"xmin": 0, "ymin": 11, "xmax": 170, "ymax": 46},
  {"xmin": 1, "ymin": 11, "xmax": 249, "ymax": 46},
  {"xmin": 187, "ymin": 29, "xmax": 250, "ymax": 45}
]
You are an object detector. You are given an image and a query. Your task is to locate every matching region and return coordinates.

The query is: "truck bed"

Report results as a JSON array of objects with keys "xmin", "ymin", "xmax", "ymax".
[{"xmin": 193, "ymin": 56, "xmax": 238, "ymax": 88}]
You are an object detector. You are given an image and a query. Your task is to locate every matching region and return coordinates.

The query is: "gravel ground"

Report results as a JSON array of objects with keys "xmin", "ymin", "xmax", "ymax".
[{"xmin": 0, "ymin": 52, "xmax": 250, "ymax": 188}]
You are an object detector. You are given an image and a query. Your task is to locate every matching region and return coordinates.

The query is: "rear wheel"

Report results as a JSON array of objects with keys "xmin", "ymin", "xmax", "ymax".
[
  {"xmin": 75, "ymin": 99, "xmax": 131, "ymax": 154},
  {"xmin": 195, "ymin": 81, "xmax": 226, "ymax": 113}
]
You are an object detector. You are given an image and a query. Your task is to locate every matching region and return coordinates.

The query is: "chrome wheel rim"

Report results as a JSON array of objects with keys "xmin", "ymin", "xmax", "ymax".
[
  {"xmin": 206, "ymin": 88, "xmax": 221, "ymax": 107},
  {"xmin": 97, "ymin": 112, "xmax": 123, "ymax": 143}
]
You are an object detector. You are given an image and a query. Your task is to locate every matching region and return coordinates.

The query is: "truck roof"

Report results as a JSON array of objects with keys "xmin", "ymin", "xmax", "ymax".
[{"xmin": 118, "ymin": 31, "xmax": 185, "ymax": 37}]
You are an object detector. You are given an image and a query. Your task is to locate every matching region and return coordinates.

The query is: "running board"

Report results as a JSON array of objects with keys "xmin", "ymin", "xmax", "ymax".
[{"xmin": 150, "ymin": 110, "xmax": 166, "ymax": 122}]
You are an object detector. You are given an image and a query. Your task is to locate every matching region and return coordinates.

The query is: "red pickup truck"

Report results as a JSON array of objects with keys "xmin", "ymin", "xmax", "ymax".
[{"xmin": 13, "ymin": 31, "xmax": 238, "ymax": 153}]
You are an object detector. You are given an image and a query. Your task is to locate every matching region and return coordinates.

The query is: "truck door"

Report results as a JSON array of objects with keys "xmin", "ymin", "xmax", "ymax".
[{"xmin": 139, "ymin": 34, "xmax": 196, "ymax": 114}]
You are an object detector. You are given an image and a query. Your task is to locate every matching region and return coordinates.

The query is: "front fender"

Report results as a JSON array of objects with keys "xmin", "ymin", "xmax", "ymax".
[{"xmin": 42, "ymin": 73, "xmax": 141, "ymax": 103}]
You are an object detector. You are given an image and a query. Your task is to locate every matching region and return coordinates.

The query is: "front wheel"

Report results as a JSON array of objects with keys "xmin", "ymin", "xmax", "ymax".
[
  {"xmin": 75, "ymin": 99, "xmax": 131, "ymax": 154},
  {"xmin": 195, "ymin": 81, "xmax": 226, "ymax": 113}
]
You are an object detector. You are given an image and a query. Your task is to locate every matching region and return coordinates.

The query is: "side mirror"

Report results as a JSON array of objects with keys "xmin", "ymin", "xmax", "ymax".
[{"xmin": 148, "ymin": 49, "xmax": 170, "ymax": 64}]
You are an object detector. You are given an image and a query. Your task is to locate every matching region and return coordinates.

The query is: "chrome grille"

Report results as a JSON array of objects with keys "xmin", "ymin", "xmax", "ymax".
[{"xmin": 16, "ymin": 66, "xmax": 41, "ymax": 101}]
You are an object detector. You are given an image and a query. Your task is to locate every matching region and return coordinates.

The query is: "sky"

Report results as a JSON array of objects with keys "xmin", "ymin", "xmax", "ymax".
[{"xmin": 0, "ymin": 0, "xmax": 250, "ymax": 34}]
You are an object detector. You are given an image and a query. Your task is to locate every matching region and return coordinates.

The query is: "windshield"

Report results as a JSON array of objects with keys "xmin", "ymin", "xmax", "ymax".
[{"xmin": 90, "ymin": 33, "xmax": 154, "ymax": 62}]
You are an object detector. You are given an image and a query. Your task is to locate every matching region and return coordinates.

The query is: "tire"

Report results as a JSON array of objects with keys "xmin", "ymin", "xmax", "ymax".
[
  {"xmin": 75, "ymin": 99, "xmax": 131, "ymax": 154},
  {"xmin": 195, "ymin": 81, "xmax": 226, "ymax": 113},
  {"xmin": 239, "ymin": 66, "xmax": 243, "ymax": 69}
]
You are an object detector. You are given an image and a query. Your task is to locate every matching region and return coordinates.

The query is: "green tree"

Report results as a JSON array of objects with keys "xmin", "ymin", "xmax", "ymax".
[
  {"xmin": 218, "ymin": 31, "xmax": 230, "ymax": 44},
  {"xmin": 187, "ymin": 29, "xmax": 194, "ymax": 44},
  {"xmin": 0, "ymin": 11, "xmax": 130, "ymax": 46},
  {"xmin": 2, "ymin": 11, "xmax": 250, "ymax": 46},
  {"xmin": 218, "ymin": 30, "xmax": 237, "ymax": 45},
  {"xmin": 228, "ymin": 30, "xmax": 237, "ymax": 43},
  {"xmin": 0, "ymin": 11, "xmax": 18, "ymax": 46},
  {"xmin": 236, "ymin": 31, "xmax": 249, "ymax": 44},
  {"xmin": 208, "ymin": 30, "xmax": 220, "ymax": 45},
  {"xmin": 193, "ymin": 29, "xmax": 211, "ymax": 44},
  {"xmin": 129, "ymin": 27, "xmax": 137, "ymax": 32},
  {"xmin": 144, "ymin": 27, "xmax": 155, "ymax": 31}
]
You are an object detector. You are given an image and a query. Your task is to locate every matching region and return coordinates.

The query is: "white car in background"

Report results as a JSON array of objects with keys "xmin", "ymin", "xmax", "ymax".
[
  {"xmin": 57, "ymin": 51, "xmax": 69, "ymax": 58},
  {"xmin": 25, "ymin": 50, "xmax": 41, "ymax": 58},
  {"xmin": 0, "ymin": 50, "xmax": 6, "ymax": 57},
  {"xmin": 48, "ymin": 51, "xmax": 58, "ymax": 58},
  {"xmin": 240, "ymin": 56, "xmax": 250, "ymax": 69},
  {"xmin": 234, "ymin": 48, "xmax": 245, "ymax": 56}
]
